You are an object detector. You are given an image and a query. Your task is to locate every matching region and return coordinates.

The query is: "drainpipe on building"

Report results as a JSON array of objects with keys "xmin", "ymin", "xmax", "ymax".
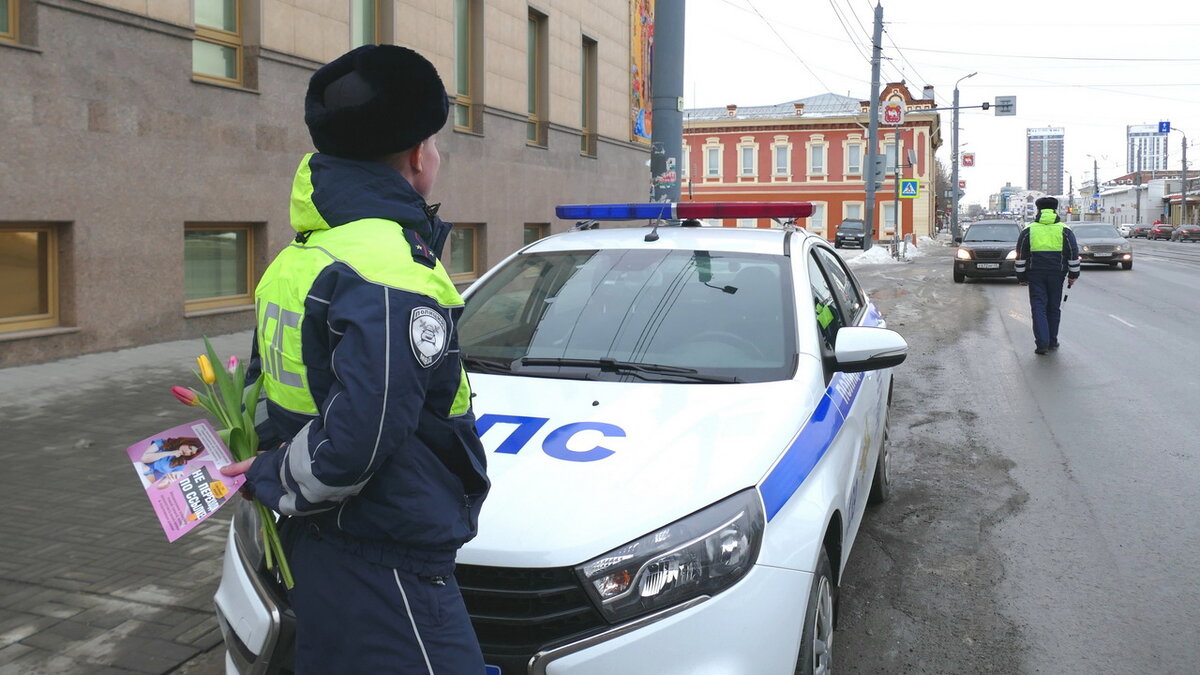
[{"xmin": 650, "ymin": 0, "xmax": 685, "ymax": 204}]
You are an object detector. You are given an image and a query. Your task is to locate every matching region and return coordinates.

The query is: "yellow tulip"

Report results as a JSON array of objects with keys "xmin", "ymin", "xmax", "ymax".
[{"xmin": 197, "ymin": 354, "xmax": 216, "ymax": 385}]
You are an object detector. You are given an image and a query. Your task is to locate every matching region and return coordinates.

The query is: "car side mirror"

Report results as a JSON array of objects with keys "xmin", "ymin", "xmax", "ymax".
[{"xmin": 833, "ymin": 326, "xmax": 908, "ymax": 373}]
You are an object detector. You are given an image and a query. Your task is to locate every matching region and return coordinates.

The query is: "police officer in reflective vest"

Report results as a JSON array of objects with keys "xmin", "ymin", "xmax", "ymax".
[
  {"xmin": 1014, "ymin": 196, "xmax": 1081, "ymax": 355},
  {"xmin": 222, "ymin": 45, "xmax": 489, "ymax": 673}
]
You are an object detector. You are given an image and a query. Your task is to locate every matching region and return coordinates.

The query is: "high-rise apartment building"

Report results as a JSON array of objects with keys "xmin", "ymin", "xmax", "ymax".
[
  {"xmin": 1026, "ymin": 127, "xmax": 1065, "ymax": 196},
  {"xmin": 1127, "ymin": 124, "xmax": 1169, "ymax": 172}
]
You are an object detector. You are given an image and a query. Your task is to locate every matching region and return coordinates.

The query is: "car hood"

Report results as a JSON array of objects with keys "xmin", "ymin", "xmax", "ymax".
[
  {"xmin": 959, "ymin": 241, "xmax": 1016, "ymax": 250},
  {"xmin": 456, "ymin": 366, "xmax": 822, "ymax": 568},
  {"xmin": 1077, "ymin": 236, "xmax": 1127, "ymax": 246}
]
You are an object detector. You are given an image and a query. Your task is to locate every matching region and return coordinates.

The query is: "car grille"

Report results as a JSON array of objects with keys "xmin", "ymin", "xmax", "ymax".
[
  {"xmin": 456, "ymin": 564, "xmax": 608, "ymax": 674},
  {"xmin": 973, "ymin": 249, "xmax": 1007, "ymax": 260},
  {"xmin": 1087, "ymin": 244, "xmax": 1116, "ymax": 253}
]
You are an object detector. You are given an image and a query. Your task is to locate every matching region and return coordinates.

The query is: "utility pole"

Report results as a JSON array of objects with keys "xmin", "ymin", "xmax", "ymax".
[
  {"xmin": 1093, "ymin": 156, "xmax": 1099, "ymax": 217},
  {"xmin": 863, "ymin": 2, "xmax": 883, "ymax": 251},
  {"xmin": 649, "ymin": 0, "xmax": 684, "ymax": 203},
  {"xmin": 950, "ymin": 72, "xmax": 976, "ymax": 240},
  {"xmin": 1136, "ymin": 146, "xmax": 1142, "ymax": 221}
]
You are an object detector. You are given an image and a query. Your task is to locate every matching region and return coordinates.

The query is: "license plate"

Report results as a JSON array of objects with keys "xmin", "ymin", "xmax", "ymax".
[
  {"xmin": 977, "ymin": 263, "xmax": 1000, "ymax": 269},
  {"xmin": 1093, "ymin": 252, "xmax": 1111, "ymax": 257}
]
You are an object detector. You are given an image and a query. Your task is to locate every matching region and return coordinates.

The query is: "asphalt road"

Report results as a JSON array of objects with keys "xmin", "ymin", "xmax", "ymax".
[{"xmin": 837, "ymin": 239, "xmax": 1200, "ymax": 674}]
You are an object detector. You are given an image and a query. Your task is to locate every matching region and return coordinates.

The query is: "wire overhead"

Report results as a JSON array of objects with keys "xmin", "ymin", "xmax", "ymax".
[{"xmin": 743, "ymin": 0, "xmax": 835, "ymax": 93}]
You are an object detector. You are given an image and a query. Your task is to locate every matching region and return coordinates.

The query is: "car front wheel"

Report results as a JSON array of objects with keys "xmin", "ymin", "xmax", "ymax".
[
  {"xmin": 1122, "ymin": 261, "xmax": 1132, "ymax": 270},
  {"xmin": 953, "ymin": 269, "xmax": 965, "ymax": 283},
  {"xmin": 868, "ymin": 405, "xmax": 891, "ymax": 505},
  {"xmin": 796, "ymin": 549, "xmax": 835, "ymax": 675}
]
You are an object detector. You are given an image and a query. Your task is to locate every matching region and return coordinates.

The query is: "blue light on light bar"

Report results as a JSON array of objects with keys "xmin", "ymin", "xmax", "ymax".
[{"xmin": 556, "ymin": 203, "xmax": 676, "ymax": 220}]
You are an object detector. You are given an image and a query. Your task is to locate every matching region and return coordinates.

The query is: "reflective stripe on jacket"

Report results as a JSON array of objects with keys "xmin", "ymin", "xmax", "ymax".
[{"xmin": 247, "ymin": 153, "xmax": 489, "ymax": 576}]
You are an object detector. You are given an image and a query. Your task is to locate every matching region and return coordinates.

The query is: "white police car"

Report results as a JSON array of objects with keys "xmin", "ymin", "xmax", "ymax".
[{"xmin": 214, "ymin": 202, "xmax": 907, "ymax": 674}]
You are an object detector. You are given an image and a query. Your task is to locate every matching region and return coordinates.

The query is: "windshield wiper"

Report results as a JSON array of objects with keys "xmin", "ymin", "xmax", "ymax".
[
  {"xmin": 461, "ymin": 355, "xmax": 516, "ymax": 374},
  {"xmin": 519, "ymin": 357, "xmax": 740, "ymax": 383}
]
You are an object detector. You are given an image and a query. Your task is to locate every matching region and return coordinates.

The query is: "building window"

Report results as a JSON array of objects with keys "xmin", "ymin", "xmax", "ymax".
[
  {"xmin": 774, "ymin": 145, "xmax": 789, "ymax": 176},
  {"xmin": 193, "ymin": 0, "xmax": 243, "ymax": 85},
  {"xmin": 736, "ymin": 218, "xmax": 757, "ymax": 228},
  {"xmin": 1, "ymin": 0, "xmax": 17, "ymax": 42},
  {"xmin": 847, "ymin": 144, "xmax": 863, "ymax": 175},
  {"xmin": 0, "ymin": 224, "xmax": 59, "ymax": 333},
  {"xmin": 454, "ymin": 0, "xmax": 481, "ymax": 133},
  {"xmin": 739, "ymin": 142, "xmax": 756, "ymax": 177},
  {"xmin": 581, "ymin": 36, "xmax": 598, "ymax": 156},
  {"xmin": 882, "ymin": 203, "xmax": 896, "ymax": 232},
  {"xmin": 809, "ymin": 203, "xmax": 827, "ymax": 234},
  {"xmin": 682, "ymin": 145, "xmax": 690, "ymax": 179},
  {"xmin": 704, "ymin": 142, "xmax": 721, "ymax": 178},
  {"xmin": 884, "ymin": 142, "xmax": 897, "ymax": 175},
  {"xmin": 809, "ymin": 142, "xmax": 826, "ymax": 176},
  {"xmin": 524, "ymin": 223, "xmax": 548, "ymax": 245},
  {"xmin": 350, "ymin": 0, "xmax": 379, "ymax": 48},
  {"xmin": 184, "ymin": 224, "xmax": 254, "ymax": 311},
  {"xmin": 526, "ymin": 10, "xmax": 548, "ymax": 147},
  {"xmin": 447, "ymin": 224, "xmax": 482, "ymax": 282},
  {"xmin": 845, "ymin": 203, "xmax": 863, "ymax": 221}
]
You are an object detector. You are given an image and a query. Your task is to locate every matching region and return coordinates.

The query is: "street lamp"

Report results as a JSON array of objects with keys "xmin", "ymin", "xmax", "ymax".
[
  {"xmin": 1168, "ymin": 127, "xmax": 1189, "ymax": 225},
  {"xmin": 950, "ymin": 71, "xmax": 977, "ymax": 241}
]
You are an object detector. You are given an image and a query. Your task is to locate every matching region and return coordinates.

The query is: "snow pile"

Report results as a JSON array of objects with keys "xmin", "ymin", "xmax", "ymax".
[{"xmin": 846, "ymin": 246, "xmax": 899, "ymax": 266}]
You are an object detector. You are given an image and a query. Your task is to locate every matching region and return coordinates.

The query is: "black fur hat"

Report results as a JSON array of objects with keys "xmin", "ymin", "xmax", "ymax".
[
  {"xmin": 305, "ymin": 45, "xmax": 449, "ymax": 159},
  {"xmin": 1035, "ymin": 196, "xmax": 1059, "ymax": 211}
]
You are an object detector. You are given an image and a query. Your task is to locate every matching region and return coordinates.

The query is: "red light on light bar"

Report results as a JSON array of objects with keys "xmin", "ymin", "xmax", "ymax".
[{"xmin": 675, "ymin": 202, "xmax": 814, "ymax": 219}]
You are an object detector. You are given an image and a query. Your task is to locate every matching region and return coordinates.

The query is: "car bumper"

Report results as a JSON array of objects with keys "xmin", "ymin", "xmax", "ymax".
[
  {"xmin": 214, "ymin": 524, "xmax": 294, "ymax": 675},
  {"xmin": 836, "ymin": 237, "xmax": 864, "ymax": 247},
  {"xmin": 535, "ymin": 564, "xmax": 809, "ymax": 675},
  {"xmin": 1080, "ymin": 252, "xmax": 1132, "ymax": 264},
  {"xmin": 955, "ymin": 260, "xmax": 1016, "ymax": 277}
]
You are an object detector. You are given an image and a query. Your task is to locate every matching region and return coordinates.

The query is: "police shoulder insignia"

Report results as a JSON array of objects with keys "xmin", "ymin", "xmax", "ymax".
[
  {"xmin": 409, "ymin": 307, "xmax": 448, "ymax": 368},
  {"xmin": 404, "ymin": 229, "xmax": 437, "ymax": 269}
]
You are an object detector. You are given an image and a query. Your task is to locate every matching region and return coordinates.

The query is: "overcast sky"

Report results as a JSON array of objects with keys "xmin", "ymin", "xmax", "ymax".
[{"xmin": 683, "ymin": 0, "xmax": 1200, "ymax": 207}]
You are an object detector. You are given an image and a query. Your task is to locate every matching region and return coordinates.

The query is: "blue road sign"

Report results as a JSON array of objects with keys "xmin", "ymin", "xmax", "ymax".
[
  {"xmin": 900, "ymin": 179, "xmax": 919, "ymax": 198},
  {"xmin": 1159, "ymin": 121, "xmax": 1171, "ymax": 134}
]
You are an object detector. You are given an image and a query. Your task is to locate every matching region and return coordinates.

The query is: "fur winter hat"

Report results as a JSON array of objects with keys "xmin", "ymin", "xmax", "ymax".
[
  {"xmin": 305, "ymin": 45, "xmax": 449, "ymax": 159},
  {"xmin": 1035, "ymin": 196, "xmax": 1059, "ymax": 211}
]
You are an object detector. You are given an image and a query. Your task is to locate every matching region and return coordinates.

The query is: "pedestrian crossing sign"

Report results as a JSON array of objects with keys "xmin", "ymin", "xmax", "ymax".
[{"xmin": 900, "ymin": 179, "xmax": 919, "ymax": 198}]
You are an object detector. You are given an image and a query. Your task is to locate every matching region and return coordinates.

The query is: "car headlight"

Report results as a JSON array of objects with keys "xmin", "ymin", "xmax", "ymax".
[
  {"xmin": 1114, "ymin": 245, "xmax": 1124, "ymax": 251},
  {"xmin": 956, "ymin": 248, "xmax": 972, "ymax": 260},
  {"xmin": 576, "ymin": 489, "xmax": 764, "ymax": 623},
  {"xmin": 1006, "ymin": 249, "xmax": 1017, "ymax": 260},
  {"xmin": 232, "ymin": 496, "xmax": 266, "ymax": 567}
]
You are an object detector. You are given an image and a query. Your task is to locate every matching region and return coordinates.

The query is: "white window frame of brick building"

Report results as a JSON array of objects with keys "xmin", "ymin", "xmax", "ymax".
[
  {"xmin": 844, "ymin": 202, "xmax": 864, "ymax": 222},
  {"xmin": 738, "ymin": 137, "xmax": 758, "ymax": 180},
  {"xmin": 681, "ymin": 145, "xmax": 690, "ymax": 180},
  {"xmin": 704, "ymin": 139, "xmax": 722, "ymax": 180},
  {"xmin": 881, "ymin": 203, "xmax": 897, "ymax": 236},
  {"xmin": 807, "ymin": 135, "xmax": 827, "ymax": 179},
  {"xmin": 845, "ymin": 140, "xmax": 863, "ymax": 176},
  {"xmin": 808, "ymin": 202, "xmax": 827, "ymax": 236},
  {"xmin": 771, "ymin": 136, "xmax": 791, "ymax": 181}
]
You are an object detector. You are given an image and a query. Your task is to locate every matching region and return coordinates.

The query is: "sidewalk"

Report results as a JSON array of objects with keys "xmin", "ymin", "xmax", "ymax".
[{"xmin": 0, "ymin": 331, "xmax": 253, "ymax": 674}]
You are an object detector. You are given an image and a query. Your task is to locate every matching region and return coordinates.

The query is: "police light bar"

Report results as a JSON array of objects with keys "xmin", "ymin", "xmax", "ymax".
[{"xmin": 555, "ymin": 202, "xmax": 814, "ymax": 221}]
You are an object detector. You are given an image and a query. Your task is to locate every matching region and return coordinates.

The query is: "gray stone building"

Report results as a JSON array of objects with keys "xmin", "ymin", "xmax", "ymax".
[{"xmin": 1, "ymin": 0, "xmax": 650, "ymax": 366}]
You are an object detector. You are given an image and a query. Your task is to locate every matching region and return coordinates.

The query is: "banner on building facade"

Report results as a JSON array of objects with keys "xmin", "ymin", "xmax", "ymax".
[{"xmin": 631, "ymin": 0, "xmax": 653, "ymax": 144}]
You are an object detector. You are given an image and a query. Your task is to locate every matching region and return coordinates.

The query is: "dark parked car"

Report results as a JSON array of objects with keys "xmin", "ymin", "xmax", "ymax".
[
  {"xmin": 1130, "ymin": 224, "xmax": 1152, "ymax": 238},
  {"xmin": 834, "ymin": 219, "xmax": 866, "ymax": 248},
  {"xmin": 1170, "ymin": 224, "xmax": 1200, "ymax": 242},
  {"xmin": 953, "ymin": 219, "xmax": 1021, "ymax": 283},
  {"xmin": 1148, "ymin": 223, "xmax": 1175, "ymax": 240},
  {"xmin": 1070, "ymin": 223, "xmax": 1133, "ymax": 270}
]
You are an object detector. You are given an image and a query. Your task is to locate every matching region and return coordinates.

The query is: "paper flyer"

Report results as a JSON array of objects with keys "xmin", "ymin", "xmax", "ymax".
[{"xmin": 127, "ymin": 419, "xmax": 245, "ymax": 542}]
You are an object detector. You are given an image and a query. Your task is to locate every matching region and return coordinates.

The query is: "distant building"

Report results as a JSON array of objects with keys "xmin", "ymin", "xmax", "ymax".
[
  {"xmin": 1126, "ymin": 124, "xmax": 1169, "ymax": 172},
  {"xmin": 1, "ymin": 0, "xmax": 650, "ymax": 367},
  {"xmin": 681, "ymin": 83, "xmax": 942, "ymax": 240},
  {"xmin": 1026, "ymin": 127, "xmax": 1064, "ymax": 196}
]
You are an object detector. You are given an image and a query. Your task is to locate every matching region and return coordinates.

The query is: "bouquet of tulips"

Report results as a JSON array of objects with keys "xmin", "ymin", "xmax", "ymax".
[{"xmin": 171, "ymin": 338, "xmax": 293, "ymax": 588}]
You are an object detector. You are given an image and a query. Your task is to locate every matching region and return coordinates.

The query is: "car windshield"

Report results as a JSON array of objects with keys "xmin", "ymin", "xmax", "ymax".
[
  {"xmin": 839, "ymin": 222, "xmax": 864, "ymax": 231},
  {"xmin": 963, "ymin": 223, "xmax": 1019, "ymax": 242},
  {"xmin": 459, "ymin": 248, "xmax": 796, "ymax": 383},
  {"xmin": 1072, "ymin": 224, "xmax": 1120, "ymax": 238}
]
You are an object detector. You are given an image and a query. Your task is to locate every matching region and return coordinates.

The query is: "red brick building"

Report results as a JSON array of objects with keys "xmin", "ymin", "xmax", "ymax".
[{"xmin": 681, "ymin": 83, "xmax": 942, "ymax": 241}]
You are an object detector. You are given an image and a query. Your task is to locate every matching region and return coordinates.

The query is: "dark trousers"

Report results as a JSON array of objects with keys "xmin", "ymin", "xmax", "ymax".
[
  {"xmin": 1026, "ymin": 270, "xmax": 1065, "ymax": 349},
  {"xmin": 284, "ymin": 521, "xmax": 485, "ymax": 674}
]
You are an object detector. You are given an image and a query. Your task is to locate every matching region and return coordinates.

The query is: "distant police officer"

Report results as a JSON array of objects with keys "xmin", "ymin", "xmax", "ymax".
[
  {"xmin": 1015, "ymin": 196, "xmax": 1081, "ymax": 355},
  {"xmin": 222, "ymin": 45, "xmax": 489, "ymax": 673}
]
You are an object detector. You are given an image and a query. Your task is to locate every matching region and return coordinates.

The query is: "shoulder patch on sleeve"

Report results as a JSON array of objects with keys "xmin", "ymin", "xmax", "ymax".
[
  {"xmin": 404, "ymin": 229, "xmax": 438, "ymax": 269},
  {"xmin": 410, "ymin": 307, "xmax": 448, "ymax": 368}
]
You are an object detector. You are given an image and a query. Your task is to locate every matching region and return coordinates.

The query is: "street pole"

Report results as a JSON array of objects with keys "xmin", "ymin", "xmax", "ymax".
[
  {"xmin": 863, "ymin": 2, "xmax": 883, "ymax": 251},
  {"xmin": 893, "ymin": 131, "xmax": 901, "ymax": 251},
  {"xmin": 1093, "ymin": 157, "xmax": 1099, "ymax": 217},
  {"xmin": 950, "ymin": 72, "xmax": 976, "ymax": 240},
  {"xmin": 649, "ymin": 0, "xmax": 684, "ymax": 203}
]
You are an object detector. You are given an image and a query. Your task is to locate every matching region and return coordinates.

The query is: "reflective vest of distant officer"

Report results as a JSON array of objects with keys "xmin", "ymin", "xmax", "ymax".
[
  {"xmin": 222, "ymin": 45, "xmax": 489, "ymax": 674},
  {"xmin": 1014, "ymin": 196, "xmax": 1081, "ymax": 355}
]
